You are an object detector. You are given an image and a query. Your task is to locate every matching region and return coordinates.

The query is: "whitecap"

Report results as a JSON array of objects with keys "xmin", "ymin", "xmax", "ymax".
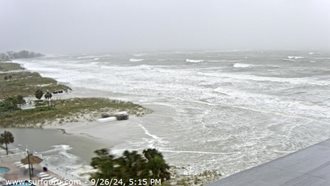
[
  {"xmin": 42, "ymin": 144, "xmax": 73, "ymax": 154},
  {"xmin": 129, "ymin": 58, "xmax": 144, "ymax": 62},
  {"xmin": 233, "ymin": 63, "xmax": 252, "ymax": 68},
  {"xmin": 186, "ymin": 59, "xmax": 204, "ymax": 63},
  {"xmin": 288, "ymin": 56, "xmax": 304, "ymax": 59},
  {"xmin": 137, "ymin": 64, "xmax": 153, "ymax": 70}
]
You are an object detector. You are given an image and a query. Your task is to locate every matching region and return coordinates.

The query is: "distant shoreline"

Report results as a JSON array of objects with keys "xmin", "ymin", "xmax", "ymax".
[{"xmin": 0, "ymin": 58, "xmax": 150, "ymax": 128}]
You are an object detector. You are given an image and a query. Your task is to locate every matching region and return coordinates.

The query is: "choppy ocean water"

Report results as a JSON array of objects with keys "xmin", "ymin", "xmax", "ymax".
[{"xmin": 14, "ymin": 50, "xmax": 330, "ymax": 176}]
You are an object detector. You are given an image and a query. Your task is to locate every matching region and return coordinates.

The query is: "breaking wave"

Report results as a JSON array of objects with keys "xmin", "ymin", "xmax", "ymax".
[
  {"xmin": 186, "ymin": 59, "xmax": 204, "ymax": 63},
  {"xmin": 129, "ymin": 58, "xmax": 144, "ymax": 62},
  {"xmin": 233, "ymin": 63, "xmax": 253, "ymax": 68},
  {"xmin": 288, "ymin": 56, "xmax": 304, "ymax": 59},
  {"xmin": 14, "ymin": 51, "xmax": 330, "ymax": 177}
]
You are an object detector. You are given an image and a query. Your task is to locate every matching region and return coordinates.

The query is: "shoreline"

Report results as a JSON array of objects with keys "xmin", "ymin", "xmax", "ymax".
[
  {"xmin": 0, "ymin": 58, "xmax": 150, "ymax": 128},
  {"xmin": 43, "ymin": 101, "xmax": 173, "ymax": 150},
  {"xmin": 0, "ymin": 57, "xmax": 155, "ymax": 182},
  {"xmin": 1, "ymin": 56, "xmax": 160, "ymax": 155},
  {"xmin": 1, "ymin": 57, "xmax": 223, "ymax": 185},
  {"xmin": 23, "ymin": 88, "xmax": 222, "ymax": 185},
  {"xmin": 0, "ymin": 57, "xmax": 157, "ymax": 156}
]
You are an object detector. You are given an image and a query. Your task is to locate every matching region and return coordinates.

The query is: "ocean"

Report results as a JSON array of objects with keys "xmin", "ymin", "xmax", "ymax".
[{"xmin": 14, "ymin": 50, "xmax": 330, "ymax": 176}]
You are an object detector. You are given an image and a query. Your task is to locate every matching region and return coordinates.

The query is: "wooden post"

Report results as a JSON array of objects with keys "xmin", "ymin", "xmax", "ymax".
[{"xmin": 27, "ymin": 152, "xmax": 32, "ymax": 180}]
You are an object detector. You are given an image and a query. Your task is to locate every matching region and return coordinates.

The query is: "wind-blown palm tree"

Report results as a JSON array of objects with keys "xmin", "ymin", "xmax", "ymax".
[
  {"xmin": 116, "ymin": 150, "xmax": 148, "ymax": 182},
  {"xmin": 143, "ymin": 149, "xmax": 170, "ymax": 181},
  {"xmin": 90, "ymin": 148, "xmax": 171, "ymax": 185},
  {"xmin": 0, "ymin": 131, "xmax": 14, "ymax": 155},
  {"xmin": 90, "ymin": 149, "xmax": 117, "ymax": 180}
]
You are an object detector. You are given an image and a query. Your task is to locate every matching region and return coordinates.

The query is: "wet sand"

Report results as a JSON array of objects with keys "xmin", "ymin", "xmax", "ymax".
[
  {"xmin": 7, "ymin": 85, "xmax": 171, "ymax": 165},
  {"xmin": 9, "ymin": 128, "xmax": 105, "ymax": 163},
  {"xmin": 44, "ymin": 102, "xmax": 176, "ymax": 154}
]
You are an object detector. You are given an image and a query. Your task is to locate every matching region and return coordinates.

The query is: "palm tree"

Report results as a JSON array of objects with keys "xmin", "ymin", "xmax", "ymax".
[
  {"xmin": 143, "ymin": 149, "xmax": 170, "ymax": 181},
  {"xmin": 90, "ymin": 148, "xmax": 171, "ymax": 185},
  {"xmin": 90, "ymin": 149, "xmax": 117, "ymax": 183},
  {"xmin": 0, "ymin": 131, "xmax": 14, "ymax": 155},
  {"xmin": 115, "ymin": 150, "xmax": 148, "ymax": 183},
  {"xmin": 44, "ymin": 91, "xmax": 52, "ymax": 107},
  {"xmin": 35, "ymin": 89, "xmax": 43, "ymax": 100}
]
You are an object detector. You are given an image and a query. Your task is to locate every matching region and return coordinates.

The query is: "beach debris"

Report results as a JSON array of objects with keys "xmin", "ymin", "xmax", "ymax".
[
  {"xmin": 114, "ymin": 111, "xmax": 129, "ymax": 120},
  {"xmin": 98, "ymin": 111, "xmax": 129, "ymax": 122},
  {"xmin": 101, "ymin": 113, "xmax": 111, "ymax": 118},
  {"xmin": 97, "ymin": 117, "xmax": 116, "ymax": 122}
]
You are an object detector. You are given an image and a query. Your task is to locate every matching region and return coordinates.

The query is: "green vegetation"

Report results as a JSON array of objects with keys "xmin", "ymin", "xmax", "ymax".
[
  {"xmin": 44, "ymin": 91, "xmax": 53, "ymax": 107},
  {"xmin": 0, "ymin": 62, "xmax": 24, "ymax": 71},
  {"xmin": 0, "ymin": 68, "xmax": 71, "ymax": 99},
  {"xmin": 0, "ymin": 62, "xmax": 70, "ymax": 99},
  {"xmin": 90, "ymin": 148, "xmax": 170, "ymax": 186},
  {"xmin": 35, "ymin": 89, "xmax": 44, "ymax": 100},
  {"xmin": 0, "ymin": 98, "xmax": 146, "ymax": 127},
  {"xmin": 0, "ymin": 130, "xmax": 15, "ymax": 155},
  {"xmin": 0, "ymin": 54, "xmax": 149, "ymax": 128},
  {"xmin": 0, "ymin": 95, "xmax": 26, "ymax": 112},
  {"xmin": 0, "ymin": 51, "xmax": 162, "ymax": 183}
]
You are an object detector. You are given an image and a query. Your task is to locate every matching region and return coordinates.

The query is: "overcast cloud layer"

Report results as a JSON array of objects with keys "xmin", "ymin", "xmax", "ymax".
[{"xmin": 0, "ymin": 0, "xmax": 329, "ymax": 54}]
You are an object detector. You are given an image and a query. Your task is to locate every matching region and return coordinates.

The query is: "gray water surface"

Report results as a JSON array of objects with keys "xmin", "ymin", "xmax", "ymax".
[{"xmin": 14, "ymin": 50, "xmax": 330, "ymax": 176}]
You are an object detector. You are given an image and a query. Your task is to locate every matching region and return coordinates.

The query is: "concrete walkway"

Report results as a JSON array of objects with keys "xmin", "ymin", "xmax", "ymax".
[{"xmin": 209, "ymin": 139, "xmax": 330, "ymax": 186}]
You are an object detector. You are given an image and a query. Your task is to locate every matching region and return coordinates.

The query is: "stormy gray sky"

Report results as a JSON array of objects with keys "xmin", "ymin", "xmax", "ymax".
[{"xmin": 0, "ymin": 0, "xmax": 329, "ymax": 54}]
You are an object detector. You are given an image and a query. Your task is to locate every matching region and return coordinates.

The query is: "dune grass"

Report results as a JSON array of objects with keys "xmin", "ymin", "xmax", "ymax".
[
  {"xmin": 0, "ymin": 62, "xmax": 24, "ymax": 71},
  {"xmin": 0, "ymin": 98, "xmax": 147, "ymax": 128},
  {"xmin": 0, "ymin": 61, "xmax": 149, "ymax": 128},
  {"xmin": 0, "ymin": 62, "xmax": 71, "ymax": 99}
]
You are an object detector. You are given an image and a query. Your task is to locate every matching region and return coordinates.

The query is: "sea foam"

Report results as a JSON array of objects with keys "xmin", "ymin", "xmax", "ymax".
[
  {"xmin": 186, "ymin": 59, "xmax": 204, "ymax": 63},
  {"xmin": 129, "ymin": 58, "xmax": 144, "ymax": 62},
  {"xmin": 288, "ymin": 56, "xmax": 304, "ymax": 59},
  {"xmin": 233, "ymin": 63, "xmax": 252, "ymax": 68}
]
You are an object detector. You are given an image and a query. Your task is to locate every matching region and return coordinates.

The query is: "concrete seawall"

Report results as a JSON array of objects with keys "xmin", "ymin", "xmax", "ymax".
[{"xmin": 209, "ymin": 139, "xmax": 330, "ymax": 186}]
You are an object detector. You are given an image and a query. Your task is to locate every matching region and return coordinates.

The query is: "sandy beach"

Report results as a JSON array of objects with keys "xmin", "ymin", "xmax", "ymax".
[{"xmin": 43, "ymin": 93, "xmax": 176, "ymax": 154}]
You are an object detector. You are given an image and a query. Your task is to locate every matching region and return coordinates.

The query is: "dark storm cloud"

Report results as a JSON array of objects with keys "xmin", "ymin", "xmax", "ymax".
[{"xmin": 0, "ymin": 0, "xmax": 329, "ymax": 53}]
